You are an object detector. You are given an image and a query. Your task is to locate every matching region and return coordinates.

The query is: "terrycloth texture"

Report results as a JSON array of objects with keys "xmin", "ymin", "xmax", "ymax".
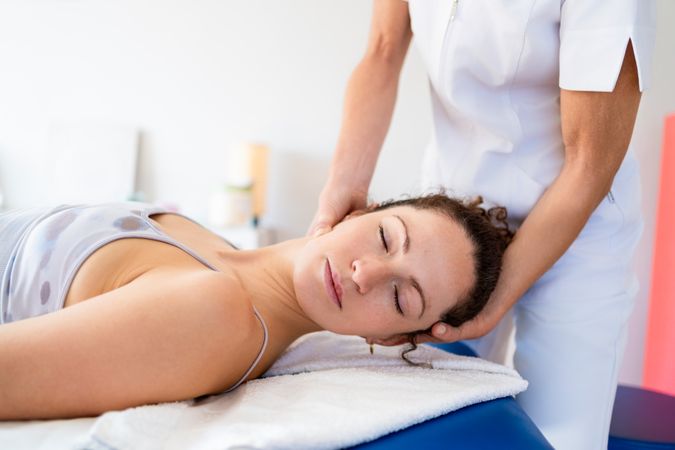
[{"xmin": 73, "ymin": 331, "xmax": 527, "ymax": 450}]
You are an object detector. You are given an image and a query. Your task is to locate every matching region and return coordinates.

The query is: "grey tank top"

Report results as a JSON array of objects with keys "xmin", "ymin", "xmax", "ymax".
[{"xmin": 0, "ymin": 201, "xmax": 269, "ymax": 396}]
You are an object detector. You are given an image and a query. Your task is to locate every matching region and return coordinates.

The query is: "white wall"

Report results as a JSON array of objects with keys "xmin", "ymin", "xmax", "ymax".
[
  {"xmin": 0, "ymin": 0, "xmax": 673, "ymax": 385},
  {"xmin": 0, "ymin": 0, "xmax": 431, "ymax": 239}
]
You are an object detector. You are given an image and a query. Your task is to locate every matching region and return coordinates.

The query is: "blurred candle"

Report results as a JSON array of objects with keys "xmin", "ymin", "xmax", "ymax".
[
  {"xmin": 226, "ymin": 142, "xmax": 269, "ymax": 224},
  {"xmin": 208, "ymin": 142, "xmax": 270, "ymax": 228},
  {"xmin": 249, "ymin": 143, "xmax": 269, "ymax": 223}
]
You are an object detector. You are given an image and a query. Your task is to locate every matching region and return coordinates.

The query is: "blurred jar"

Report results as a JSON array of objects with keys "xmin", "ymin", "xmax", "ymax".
[{"xmin": 208, "ymin": 184, "xmax": 254, "ymax": 227}]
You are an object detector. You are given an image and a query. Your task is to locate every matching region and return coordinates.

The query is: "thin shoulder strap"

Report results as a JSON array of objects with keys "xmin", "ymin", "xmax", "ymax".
[
  {"xmin": 191, "ymin": 305, "xmax": 269, "ymax": 404},
  {"xmin": 221, "ymin": 304, "xmax": 269, "ymax": 393}
]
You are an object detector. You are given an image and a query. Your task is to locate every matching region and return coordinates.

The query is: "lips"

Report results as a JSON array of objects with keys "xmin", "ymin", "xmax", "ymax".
[{"xmin": 324, "ymin": 259, "xmax": 342, "ymax": 309}]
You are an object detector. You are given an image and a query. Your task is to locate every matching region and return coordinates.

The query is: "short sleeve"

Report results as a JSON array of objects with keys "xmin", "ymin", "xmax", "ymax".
[{"xmin": 559, "ymin": 0, "xmax": 657, "ymax": 92}]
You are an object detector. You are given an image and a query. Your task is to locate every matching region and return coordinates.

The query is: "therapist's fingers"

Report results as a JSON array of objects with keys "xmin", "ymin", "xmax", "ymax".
[
  {"xmin": 370, "ymin": 324, "xmax": 464, "ymax": 347},
  {"xmin": 308, "ymin": 212, "xmax": 338, "ymax": 237},
  {"xmin": 307, "ymin": 185, "xmax": 368, "ymax": 237},
  {"xmin": 307, "ymin": 193, "xmax": 338, "ymax": 236},
  {"xmin": 407, "ymin": 322, "xmax": 468, "ymax": 345},
  {"xmin": 427, "ymin": 296, "xmax": 508, "ymax": 343},
  {"xmin": 429, "ymin": 314, "xmax": 496, "ymax": 343},
  {"xmin": 373, "ymin": 321, "xmax": 485, "ymax": 347},
  {"xmin": 307, "ymin": 194, "xmax": 346, "ymax": 237},
  {"xmin": 308, "ymin": 220, "xmax": 333, "ymax": 238},
  {"xmin": 430, "ymin": 322, "xmax": 463, "ymax": 342}
]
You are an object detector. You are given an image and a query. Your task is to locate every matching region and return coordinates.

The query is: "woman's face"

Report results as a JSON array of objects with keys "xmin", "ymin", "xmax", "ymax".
[{"xmin": 293, "ymin": 205, "xmax": 476, "ymax": 340}]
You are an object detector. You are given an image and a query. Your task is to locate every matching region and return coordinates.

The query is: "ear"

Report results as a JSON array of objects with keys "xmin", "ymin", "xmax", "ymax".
[{"xmin": 370, "ymin": 333, "xmax": 410, "ymax": 347}]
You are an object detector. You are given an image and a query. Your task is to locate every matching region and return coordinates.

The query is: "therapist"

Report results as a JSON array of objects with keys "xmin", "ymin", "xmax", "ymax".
[{"xmin": 308, "ymin": 1, "xmax": 656, "ymax": 449}]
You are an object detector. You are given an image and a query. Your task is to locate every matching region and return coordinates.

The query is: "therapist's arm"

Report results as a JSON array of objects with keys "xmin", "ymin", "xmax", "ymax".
[
  {"xmin": 307, "ymin": 0, "xmax": 412, "ymax": 236},
  {"xmin": 378, "ymin": 40, "xmax": 643, "ymax": 345},
  {"xmin": 432, "ymin": 40, "xmax": 643, "ymax": 342}
]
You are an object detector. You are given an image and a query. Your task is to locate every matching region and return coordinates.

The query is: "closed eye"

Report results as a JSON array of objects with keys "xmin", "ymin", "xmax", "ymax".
[
  {"xmin": 394, "ymin": 285, "xmax": 403, "ymax": 316},
  {"xmin": 379, "ymin": 225, "xmax": 389, "ymax": 253},
  {"xmin": 379, "ymin": 225, "xmax": 403, "ymax": 316}
]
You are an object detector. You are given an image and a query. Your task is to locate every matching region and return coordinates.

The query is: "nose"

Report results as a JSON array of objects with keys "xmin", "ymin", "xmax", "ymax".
[{"xmin": 351, "ymin": 256, "xmax": 390, "ymax": 295}]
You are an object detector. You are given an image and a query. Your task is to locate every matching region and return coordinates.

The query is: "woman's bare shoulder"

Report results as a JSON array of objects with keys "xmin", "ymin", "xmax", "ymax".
[
  {"xmin": 92, "ymin": 267, "xmax": 265, "ymax": 396},
  {"xmin": 164, "ymin": 269, "xmax": 266, "ymax": 394},
  {"xmin": 0, "ymin": 267, "xmax": 262, "ymax": 419},
  {"xmin": 147, "ymin": 267, "xmax": 259, "ymax": 338}
]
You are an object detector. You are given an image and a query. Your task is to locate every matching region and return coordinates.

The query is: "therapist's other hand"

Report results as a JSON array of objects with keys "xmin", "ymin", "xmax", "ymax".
[
  {"xmin": 371, "ymin": 296, "xmax": 505, "ymax": 347},
  {"xmin": 307, "ymin": 182, "xmax": 368, "ymax": 237},
  {"xmin": 427, "ymin": 310, "xmax": 498, "ymax": 344}
]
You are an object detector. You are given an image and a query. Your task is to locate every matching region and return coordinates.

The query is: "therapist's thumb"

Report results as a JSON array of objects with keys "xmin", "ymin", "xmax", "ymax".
[
  {"xmin": 308, "ymin": 215, "xmax": 335, "ymax": 237},
  {"xmin": 308, "ymin": 186, "xmax": 364, "ymax": 237},
  {"xmin": 308, "ymin": 202, "xmax": 344, "ymax": 237},
  {"xmin": 312, "ymin": 224, "xmax": 332, "ymax": 237}
]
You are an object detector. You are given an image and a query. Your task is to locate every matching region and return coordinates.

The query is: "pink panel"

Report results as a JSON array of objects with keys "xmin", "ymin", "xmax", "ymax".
[{"xmin": 644, "ymin": 114, "xmax": 675, "ymax": 395}]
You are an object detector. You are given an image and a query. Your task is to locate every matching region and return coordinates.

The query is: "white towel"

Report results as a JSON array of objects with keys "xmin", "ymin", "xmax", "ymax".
[{"xmin": 76, "ymin": 331, "xmax": 527, "ymax": 450}]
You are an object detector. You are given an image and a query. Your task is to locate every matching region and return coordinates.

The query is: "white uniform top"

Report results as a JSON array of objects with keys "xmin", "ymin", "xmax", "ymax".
[{"xmin": 406, "ymin": 0, "xmax": 656, "ymax": 222}]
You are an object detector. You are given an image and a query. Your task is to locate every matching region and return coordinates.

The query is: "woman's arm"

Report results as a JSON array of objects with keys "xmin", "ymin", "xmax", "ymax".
[{"xmin": 0, "ymin": 269, "xmax": 262, "ymax": 420}]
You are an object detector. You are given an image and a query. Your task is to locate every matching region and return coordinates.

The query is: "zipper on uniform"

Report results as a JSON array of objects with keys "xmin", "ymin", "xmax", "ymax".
[
  {"xmin": 607, "ymin": 190, "xmax": 616, "ymax": 203},
  {"xmin": 440, "ymin": 0, "xmax": 461, "ymax": 183},
  {"xmin": 439, "ymin": 0, "xmax": 460, "ymax": 84},
  {"xmin": 450, "ymin": 0, "xmax": 459, "ymax": 21}
]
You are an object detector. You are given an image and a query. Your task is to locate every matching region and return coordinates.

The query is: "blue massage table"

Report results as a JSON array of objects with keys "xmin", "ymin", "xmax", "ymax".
[{"xmin": 349, "ymin": 342, "xmax": 553, "ymax": 449}]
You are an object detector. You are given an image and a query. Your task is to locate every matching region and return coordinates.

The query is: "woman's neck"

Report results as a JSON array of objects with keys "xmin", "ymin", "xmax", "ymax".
[{"xmin": 219, "ymin": 237, "xmax": 322, "ymax": 353}]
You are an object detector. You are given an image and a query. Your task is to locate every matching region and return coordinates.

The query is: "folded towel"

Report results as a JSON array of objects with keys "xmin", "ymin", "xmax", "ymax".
[{"xmin": 77, "ymin": 331, "xmax": 527, "ymax": 450}]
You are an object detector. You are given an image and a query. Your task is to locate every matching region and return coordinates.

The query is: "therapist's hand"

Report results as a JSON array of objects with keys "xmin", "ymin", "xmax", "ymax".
[
  {"xmin": 426, "ymin": 305, "xmax": 503, "ymax": 344},
  {"xmin": 307, "ymin": 181, "xmax": 368, "ymax": 237},
  {"xmin": 372, "ymin": 293, "xmax": 507, "ymax": 346}
]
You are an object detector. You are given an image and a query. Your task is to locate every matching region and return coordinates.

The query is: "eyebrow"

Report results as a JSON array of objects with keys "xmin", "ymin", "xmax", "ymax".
[{"xmin": 393, "ymin": 214, "xmax": 426, "ymax": 320}]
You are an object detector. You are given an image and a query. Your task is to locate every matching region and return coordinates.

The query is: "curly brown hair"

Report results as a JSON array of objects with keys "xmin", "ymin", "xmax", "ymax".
[{"xmin": 370, "ymin": 192, "xmax": 514, "ymax": 365}]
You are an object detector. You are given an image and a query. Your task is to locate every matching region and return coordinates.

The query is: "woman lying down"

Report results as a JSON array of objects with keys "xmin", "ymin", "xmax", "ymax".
[{"xmin": 0, "ymin": 193, "xmax": 512, "ymax": 420}]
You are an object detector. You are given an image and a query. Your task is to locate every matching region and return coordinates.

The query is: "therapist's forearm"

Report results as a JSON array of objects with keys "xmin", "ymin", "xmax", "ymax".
[
  {"xmin": 488, "ymin": 161, "xmax": 613, "ymax": 314},
  {"xmin": 327, "ymin": 54, "xmax": 404, "ymax": 191},
  {"xmin": 487, "ymin": 41, "xmax": 642, "ymax": 317}
]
